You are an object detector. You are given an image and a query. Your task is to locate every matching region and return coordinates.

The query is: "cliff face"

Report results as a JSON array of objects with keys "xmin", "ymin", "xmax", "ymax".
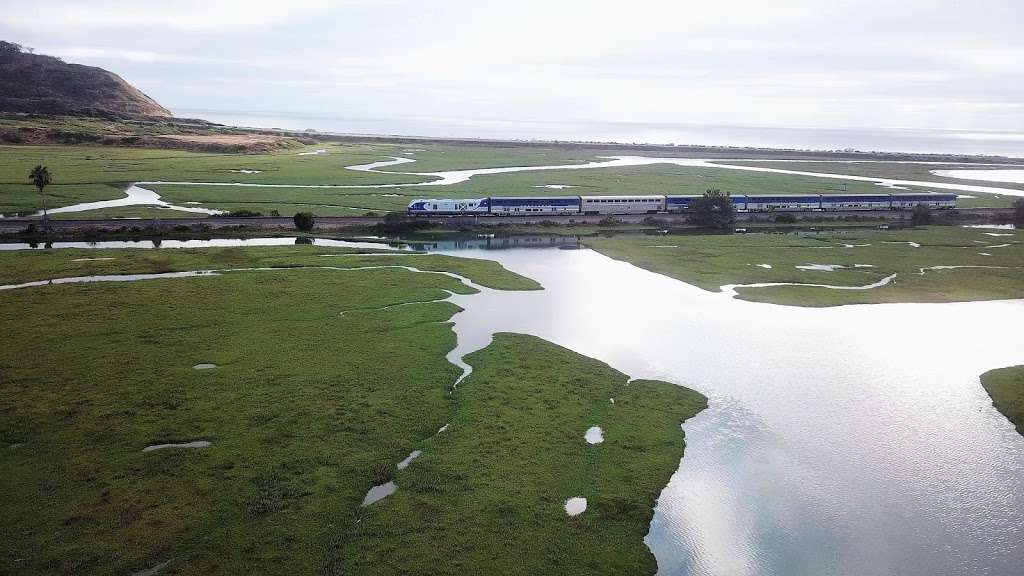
[{"xmin": 0, "ymin": 41, "xmax": 171, "ymax": 118}]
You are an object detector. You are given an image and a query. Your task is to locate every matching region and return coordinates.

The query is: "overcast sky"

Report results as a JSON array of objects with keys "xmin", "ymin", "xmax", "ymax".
[{"xmin": 1, "ymin": 0, "xmax": 1022, "ymax": 148}]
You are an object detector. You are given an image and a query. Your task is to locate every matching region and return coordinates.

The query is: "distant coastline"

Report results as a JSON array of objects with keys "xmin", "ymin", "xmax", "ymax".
[{"xmin": 178, "ymin": 108, "xmax": 1024, "ymax": 159}]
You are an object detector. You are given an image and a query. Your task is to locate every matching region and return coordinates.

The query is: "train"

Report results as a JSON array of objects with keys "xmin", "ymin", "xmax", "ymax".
[{"xmin": 407, "ymin": 193, "xmax": 958, "ymax": 216}]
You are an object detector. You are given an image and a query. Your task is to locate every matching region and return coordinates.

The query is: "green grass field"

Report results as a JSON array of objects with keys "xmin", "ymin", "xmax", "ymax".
[
  {"xmin": 2, "ymin": 142, "xmax": 1017, "ymax": 217},
  {"xmin": 585, "ymin": 226, "xmax": 1024, "ymax": 306},
  {"xmin": 0, "ymin": 246, "xmax": 703, "ymax": 575},
  {"xmin": 980, "ymin": 366, "xmax": 1024, "ymax": 436}
]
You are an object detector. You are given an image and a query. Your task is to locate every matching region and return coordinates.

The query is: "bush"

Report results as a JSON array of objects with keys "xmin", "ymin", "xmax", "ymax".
[
  {"xmin": 225, "ymin": 209, "xmax": 263, "ymax": 217},
  {"xmin": 911, "ymin": 204, "xmax": 933, "ymax": 226},
  {"xmin": 598, "ymin": 216, "xmax": 622, "ymax": 226},
  {"xmin": 1014, "ymin": 199, "xmax": 1024, "ymax": 228},
  {"xmin": 774, "ymin": 212, "xmax": 797, "ymax": 224},
  {"xmin": 689, "ymin": 189, "xmax": 736, "ymax": 231},
  {"xmin": 293, "ymin": 212, "xmax": 315, "ymax": 231}
]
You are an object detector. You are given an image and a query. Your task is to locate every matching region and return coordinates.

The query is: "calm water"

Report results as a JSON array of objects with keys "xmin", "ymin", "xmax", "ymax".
[
  {"xmin": 432, "ymin": 246, "xmax": 1024, "ymax": 576},
  {"xmin": 177, "ymin": 109, "xmax": 1024, "ymax": 158},
  {"xmin": 934, "ymin": 169, "xmax": 1024, "ymax": 184}
]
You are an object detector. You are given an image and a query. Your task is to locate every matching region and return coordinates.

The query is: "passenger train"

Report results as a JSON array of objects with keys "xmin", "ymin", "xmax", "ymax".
[{"xmin": 407, "ymin": 193, "xmax": 958, "ymax": 216}]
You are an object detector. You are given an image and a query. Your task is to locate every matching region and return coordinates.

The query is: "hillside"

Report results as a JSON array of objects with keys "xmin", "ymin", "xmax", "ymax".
[{"xmin": 0, "ymin": 41, "xmax": 170, "ymax": 118}]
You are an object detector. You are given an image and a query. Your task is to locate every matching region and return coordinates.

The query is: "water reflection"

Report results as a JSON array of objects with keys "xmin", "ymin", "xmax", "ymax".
[
  {"xmin": 432, "ymin": 246, "xmax": 1024, "ymax": 576},
  {"xmin": 0, "ymin": 237, "xmax": 408, "ymax": 251}
]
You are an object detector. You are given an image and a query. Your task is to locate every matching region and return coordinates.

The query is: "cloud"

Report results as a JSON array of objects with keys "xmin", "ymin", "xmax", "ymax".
[
  {"xmin": 0, "ymin": 0, "xmax": 379, "ymax": 32},
  {"xmin": 0, "ymin": 0, "xmax": 1020, "ymax": 140}
]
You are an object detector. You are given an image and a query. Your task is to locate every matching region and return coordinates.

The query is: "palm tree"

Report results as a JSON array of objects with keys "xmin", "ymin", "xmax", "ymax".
[{"xmin": 29, "ymin": 165, "xmax": 51, "ymax": 236}]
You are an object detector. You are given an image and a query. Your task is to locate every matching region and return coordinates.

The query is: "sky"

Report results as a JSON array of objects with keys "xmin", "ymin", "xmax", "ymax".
[{"xmin": 1, "ymin": 0, "xmax": 1022, "ymax": 151}]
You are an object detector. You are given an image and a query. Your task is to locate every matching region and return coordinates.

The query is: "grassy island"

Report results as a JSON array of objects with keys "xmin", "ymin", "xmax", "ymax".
[
  {"xmin": 586, "ymin": 226, "xmax": 1023, "ymax": 306},
  {"xmin": 981, "ymin": 366, "xmax": 1024, "ymax": 436}
]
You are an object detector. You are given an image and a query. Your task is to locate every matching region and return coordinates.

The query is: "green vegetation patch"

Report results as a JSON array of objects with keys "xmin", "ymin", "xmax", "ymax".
[
  {"xmin": 981, "ymin": 366, "xmax": 1024, "ymax": 436},
  {"xmin": 0, "ymin": 247, "xmax": 540, "ymax": 574},
  {"xmin": 0, "ymin": 246, "xmax": 541, "ymax": 290},
  {"xmin": 331, "ymin": 333, "xmax": 706, "ymax": 575},
  {"xmin": 586, "ymin": 226, "xmax": 1024, "ymax": 306}
]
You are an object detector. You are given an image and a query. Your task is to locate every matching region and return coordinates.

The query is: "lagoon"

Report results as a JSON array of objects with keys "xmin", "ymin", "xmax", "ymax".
[{"xmin": 435, "ymin": 245, "xmax": 1024, "ymax": 576}]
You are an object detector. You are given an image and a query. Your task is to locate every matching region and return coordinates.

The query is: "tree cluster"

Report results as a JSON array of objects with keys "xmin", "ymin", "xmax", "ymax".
[
  {"xmin": 689, "ymin": 189, "xmax": 736, "ymax": 231},
  {"xmin": 293, "ymin": 212, "xmax": 315, "ymax": 231}
]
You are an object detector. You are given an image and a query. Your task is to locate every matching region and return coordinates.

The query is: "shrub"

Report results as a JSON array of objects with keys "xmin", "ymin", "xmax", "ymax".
[
  {"xmin": 1014, "ymin": 199, "xmax": 1024, "ymax": 228},
  {"xmin": 225, "ymin": 209, "xmax": 263, "ymax": 217},
  {"xmin": 293, "ymin": 212, "xmax": 315, "ymax": 231},
  {"xmin": 911, "ymin": 204, "xmax": 933, "ymax": 226},
  {"xmin": 774, "ymin": 212, "xmax": 797, "ymax": 224}
]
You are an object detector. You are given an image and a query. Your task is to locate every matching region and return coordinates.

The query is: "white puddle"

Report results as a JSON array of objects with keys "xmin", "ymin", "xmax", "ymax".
[
  {"xmin": 231, "ymin": 169, "xmax": 262, "ymax": 174},
  {"xmin": 533, "ymin": 184, "xmax": 577, "ymax": 189},
  {"xmin": 918, "ymin": 265, "xmax": 1019, "ymax": 274},
  {"xmin": 35, "ymin": 185, "xmax": 224, "ymax": 217},
  {"xmin": 143, "ymin": 441, "xmax": 210, "ymax": 452},
  {"xmin": 193, "ymin": 363, "xmax": 217, "ymax": 370},
  {"xmin": 585, "ymin": 426, "xmax": 604, "ymax": 444},
  {"xmin": 755, "ymin": 264, "xmax": 773, "ymax": 269},
  {"xmin": 0, "ymin": 271, "xmax": 220, "ymax": 291},
  {"xmin": 796, "ymin": 264, "xmax": 845, "ymax": 271},
  {"xmin": 984, "ymin": 233, "xmax": 1015, "ymax": 237},
  {"xmin": 883, "ymin": 241, "xmax": 922, "ymax": 248},
  {"xmin": 964, "ymin": 224, "xmax": 1017, "ymax": 230},
  {"xmin": 345, "ymin": 156, "xmax": 419, "ymax": 172},
  {"xmin": 564, "ymin": 497, "xmax": 588, "ymax": 516},
  {"xmin": 988, "ymin": 244, "xmax": 1012, "ymax": 248},
  {"xmin": 297, "ymin": 149, "xmax": 328, "ymax": 156},
  {"xmin": 932, "ymin": 169, "xmax": 1024, "ymax": 184},
  {"xmin": 720, "ymin": 273, "xmax": 897, "ymax": 298},
  {"xmin": 397, "ymin": 450, "xmax": 422, "ymax": 470},
  {"xmin": 648, "ymin": 245, "xmax": 679, "ymax": 248},
  {"xmin": 842, "ymin": 243, "xmax": 872, "ymax": 248},
  {"xmin": 979, "ymin": 253, "xmax": 992, "ymax": 256},
  {"xmin": 361, "ymin": 481, "xmax": 397, "ymax": 506}
]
